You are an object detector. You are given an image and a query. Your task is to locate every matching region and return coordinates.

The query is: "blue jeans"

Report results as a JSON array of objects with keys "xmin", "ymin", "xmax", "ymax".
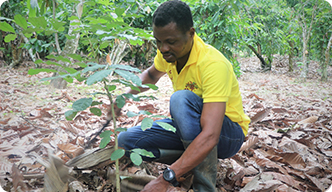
[{"xmin": 118, "ymin": 90, "xmax": 245, "ymax": 160}]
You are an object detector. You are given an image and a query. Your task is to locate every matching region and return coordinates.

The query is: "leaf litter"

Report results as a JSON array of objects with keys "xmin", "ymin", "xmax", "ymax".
[{"xmin": 0, "ymin": 57, "xmax": 331, "ymax": 191}]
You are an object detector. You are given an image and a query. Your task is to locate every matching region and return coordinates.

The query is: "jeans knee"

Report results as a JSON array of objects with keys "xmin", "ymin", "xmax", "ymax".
[{"xmin": 118, "ymin": 131, "xmax": 128, "ymax": 149}]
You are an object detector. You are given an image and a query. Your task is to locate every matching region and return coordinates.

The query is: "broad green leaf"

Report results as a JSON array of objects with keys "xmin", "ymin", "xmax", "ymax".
[
  {"xmin": 139, "ymin": 110, "xmax": 152, "ymax": 115},
  {"xmin": 14, "ymin": 14, "xmax": 27, "ymax": 29},
  {"xmin": 46, "ymin": 60, "xmax": 62, "ymax": 67},
  {"xmin": 28, "ymin": 68, "xmax": 57, "ymax": 75},
  {"xmin": 82, "ymin": 63, "xmax": 105, "ymax": 73},
  {"xmin": 141, "ymin": 118, "xmax": 153, "ymax": 131},
  {"xmin": 100, "ymin": 41, "xmax": 110, "ymax": 49},
  {"xmin": 156, "ymin": 122, "xmax": 176, "ymax": 133},
  {"xmin": 116, "ymin": 95, "xmax": 126, "ymax": 108},
  {"xmin": 90, "ymin": 107, "xmax": 102, "ymax": 116},
  {"xmin": 0, "ymin": 22, "xmax": 15, "ymax": 33},
  {"xmin": 111, "ymin": 149, "xmax": 125, "ymax": 161},
  {"xmin": 34, "ymin": 59, "xmax": 43, "ymax": 64},
  {"xmin": 65, "ymin": 110, "xmax": 77, "ymax": 121},
  {"xmin": 107, "ymin": 85, "xmax": 116, "ymax": 92},
  {"xmin": 112, "ymin": 79, "xmax": 140, "ymax": 92},
  {"xmin": 4, "ymin": 34, "xmax": 17, "ymax": 42},
  {"xmin": 91, "ymin": 101, "xmax": 103, "ymax": 106},
  {"xmin": 131, "ymin": 148, "xmax": 155, "ymax": 158},
  {"xmin": 86, "ymin": 70, "xmax": 112, "ymax": 85},
  {"xmin": 115, "ymin": 127, "xmax": 127, "ymax": 133},
  {"xmin": 130, "ymin": 152, "xmax": 142, "ymax": 166},
  {"xmin": 74, "ymin": 62, "xmax": 87, "ymax": 68},
  {"xmin": 72, "ymin": 98, "xmax": 93, "ymax": 111},
  {"xmin": 114, "ymin": 70, "xmax": 142, "ymax": 86},
  {"xmin": 144, "ymin": 84, "xmax": 158, "ymax": 90},
  {"xmin": 46, "ymin": 55, "xmax": 71, "ymax": 63},
  {"xmin": 99, "ymin": 130, "xmax": 113, "ymax": 148},
  {"xmin": 112, "ymin": 64, "xmax": 141, "ymax": 73},
  {"xmin": 68, "ymin": 54, "xmax": 83, "ymax": 62},
  {"xmin": 126, "ymin": 111, "xmax": 138, "ymax": 117},
  {"xmin": 115, "ymin": 8, "xmax": 125, "ymax": 17},
  {"xmin": 28, "ymin": 17, "xmax": 47, "ymax": 29},
  {"xmin": 64, "ymin": 67, "xmax": 77, "ymax": 74}
]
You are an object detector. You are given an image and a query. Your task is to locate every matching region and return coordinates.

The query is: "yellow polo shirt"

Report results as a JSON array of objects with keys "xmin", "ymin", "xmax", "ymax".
[{"xmin": 154, "ymin": 34, "xmax": 250, "ymax": 136}]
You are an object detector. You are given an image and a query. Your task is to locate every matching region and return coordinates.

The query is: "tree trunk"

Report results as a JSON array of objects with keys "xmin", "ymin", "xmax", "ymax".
[
  {"xmin": 50, "ymin": 11, "xmax": 81, "ymax": 89},
  {"xmin": 247, "ymin": 44, "xmax": 270, "ymax": 70},
  {"xmin": 322, "ymin": 33, "xmax": 332, "ymax": 81},
  {"xmin": 288, "ymin": 41, "xmax": 294, "ymax": 72}
]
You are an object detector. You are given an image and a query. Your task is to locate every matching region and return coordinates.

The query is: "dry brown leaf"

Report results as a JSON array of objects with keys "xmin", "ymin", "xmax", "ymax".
[
  {"xmin": 298, "ymin": 116, "xmax": 319, "ymax": 124},
  {"xmin": 239, "ymin": 136, "xmax": 258, "ymax": 152},
  {"xmin": 250, "ymin": 108, "xmax": 270, "ymax": 124},
  {"xmin": 11, "ymin": 164, "xmax": 28, "ymax": 191},
  {"xmin": 57, "ymin": 143, "xmax": 84, "ymax": 158},
  {"xmin": 0, "ymin": 117, "xmax": 11, "ymax": 125},
  {"xmin": 247, "ymin": 93, "xmax": 265, "ymax": 100},
  {"xmin": 268, "ymin": 172, "xmax": 304, "ymax": 191},
  {"xmin": 254, "ymin": 157, "xmax": 288, "ymax": 175},
  {"xmin": 280, "ymin": 152, "xmax": 306, "ymax": 169},
  {"xmin": 272, "ymin": 108, "xmax": 288, "ymax": 113}
]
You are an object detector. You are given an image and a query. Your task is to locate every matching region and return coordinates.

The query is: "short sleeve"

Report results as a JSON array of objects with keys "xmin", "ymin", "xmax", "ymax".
[
  {"xmin": 154, "ymin": 50, "xmax": 167, "ymax": 73},
  {"xmin": 201, "ymin": 61, "xmax": 232, "ymax": 103}
]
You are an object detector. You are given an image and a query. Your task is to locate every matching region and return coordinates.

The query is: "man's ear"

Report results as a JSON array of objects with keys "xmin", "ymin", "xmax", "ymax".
[{"xmin": 189, "ymin": 27, "xmax": 195, "ymax": 37}]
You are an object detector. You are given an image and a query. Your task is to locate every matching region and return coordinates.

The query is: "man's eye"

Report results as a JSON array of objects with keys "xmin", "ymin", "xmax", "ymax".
[{"xmin": 168, "ymin": 41, "xmax": 176, "ymax": 45}]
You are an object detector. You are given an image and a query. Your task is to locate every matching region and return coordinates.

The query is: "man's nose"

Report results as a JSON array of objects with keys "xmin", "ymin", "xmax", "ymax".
[{"xmin": 159, "ymin": 42, "xmax": 170, "ymax": 53}]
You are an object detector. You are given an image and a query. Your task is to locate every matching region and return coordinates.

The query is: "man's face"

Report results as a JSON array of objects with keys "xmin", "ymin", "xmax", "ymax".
[{"xmin": 153, "ymin": 22, "xmax": 194, "ymax": 65}]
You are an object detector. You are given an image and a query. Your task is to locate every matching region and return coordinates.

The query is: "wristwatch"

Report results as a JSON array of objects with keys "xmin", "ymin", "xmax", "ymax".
[{"xmin": 163, "ymin": 167, "xmax": 179, "ymax": 187}]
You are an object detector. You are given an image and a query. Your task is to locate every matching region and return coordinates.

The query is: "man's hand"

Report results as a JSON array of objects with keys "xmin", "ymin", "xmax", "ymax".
[
  {"xmin": 141, "ymin": 175, "xmax": 170, "ymax": 192},
  {"xmin": 106, "ymin": 103, "xmax": 122, "ymax": 121}
]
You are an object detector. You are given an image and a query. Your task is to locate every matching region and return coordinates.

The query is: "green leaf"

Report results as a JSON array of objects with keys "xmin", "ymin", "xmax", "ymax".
[
  {"xmin": 28, "ymin": 68, "xmax": 57, "ymax": 75},
  {"xmin": 144, "ymin": 84, "xmax": 158, "ymax": 90},
  {"xmin": 91, "ymin": 101, "xmax": 103, "ymax": 106},
  {"xmin": 86, "ymin": 70, "xmax": 112, "ymax": 85},
  {"xmin": 115, "ymin": 8, "xmax": 125, "ymax": 17},
  {"xmin": 4, "ymin": 34, "xmax": 17, "ymax": 42},
  {"xmin": 115, "ymin": 127, "xmax": 127, "ymax": 133},
  {"xmin": 139, "ymin": 110, "xmax": 152, "ymax": 115},
  {"xmin": 126, "ymin": 111, "xmax": 138, "ymax": 117},
  {"xmin": 72, "ymin": 98, "xmax": 93, "ymax": 111},
  {"xmin": 107, "ymin": 85, "xmax": 116, "ymax": 92},
  {"xmin": 114, "ymin": 70, "xmax": 142, "ymax": 86},
  {"xmin": 82, "ymin": 63, "xmax": 105, "ymax": 73},
  {"xmin": 112, "ymin": 64, "xmax": 141, "ymax": 72},
  {"xmin": 14, "ymin": 14, "xmax": 27, "ymax": 29},
  {"xmin": 0, "ymin": 22, "xmax": 15, "ymax": 33},
  {"xmin": 116, "ymin": 95, "xmax": 126, "ymax": 108},
  {"xmin": 99, "ymin": 130, "xmax": 113, "ymax": 148},
  {"xmin": 90, "ymin": 107, "xmax": 102, "ymax": 116},
  {"xmin": 46, "ymin": 55, "xmax": 71, "ymax": 63},
  {"xmin": 141, "ymin": 118, "xmax": 153, "ymax": 131},
  {"xmin": 65, "ymin": 110, "xmax": 77, "ymax": 121},
  {"xmin": 130, "ymin": 152, "xmax": 142, "ymax": 166},
  {"xmin": 46, "ymin": 60, "xmax": 62, "ymax": 67},
  {"xmin": 131, "ymin": 148, "xmax": 155, "ymax": 158},
  {"xmin": 111, "ymin": 149, "xmax": 125, "ymax": 161},
  {"xmin": 68, "ymin": 54, "xmax": 83, "ymax": 61},
  {"xmin": 156, "ymin": 122, "xmax": 176, "ymax": 133},
  {"xmin": 28, "ymin": 17, "xmax": 47, "ymax": 29}
]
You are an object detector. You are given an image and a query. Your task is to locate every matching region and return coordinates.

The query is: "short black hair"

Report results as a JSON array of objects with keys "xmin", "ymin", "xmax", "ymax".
[{"xmin": 152, "ymin": 0, "xmax": 193, "ymax": 33}]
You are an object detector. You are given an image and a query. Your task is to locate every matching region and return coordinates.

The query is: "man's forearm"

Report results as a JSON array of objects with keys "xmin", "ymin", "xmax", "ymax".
[{"xmin": 169, "ymin": 132, "xmax": 219, "ymax": 179}]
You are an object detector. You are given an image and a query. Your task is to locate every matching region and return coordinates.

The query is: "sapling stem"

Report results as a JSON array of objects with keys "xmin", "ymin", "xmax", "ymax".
[{"xmin": 104, "ymin": 80, "xmax": 121, "ymax": 192}]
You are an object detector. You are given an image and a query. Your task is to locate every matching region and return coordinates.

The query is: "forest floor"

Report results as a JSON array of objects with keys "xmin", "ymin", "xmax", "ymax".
[{"xmin": 0, "ymin": 55, "xmax": 332, "ymax": 192}]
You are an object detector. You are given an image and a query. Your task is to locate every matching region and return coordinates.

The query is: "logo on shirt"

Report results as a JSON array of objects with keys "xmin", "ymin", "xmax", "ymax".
[{"xmin": 184, "ymin": 81, "xmax": 198, "ymax": 91}]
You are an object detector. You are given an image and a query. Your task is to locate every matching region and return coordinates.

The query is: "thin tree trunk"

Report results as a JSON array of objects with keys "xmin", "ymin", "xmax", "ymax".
[
  {"xmin": 322, "ymin": 33, "xmax": 332, "ymax": 81},
  {"xmin": 53, "ymin": 0, "xmax": 62, "ymax": 55},
  {"xmin": 288, "ymin": 41, "xmax": 294, "ymax": 72},
  {"xmin": 50, "ymin": 8, "xmax": 81, "ymax": 89},
  {"xmin": 247, "ymin": 44, "xmax": 269, "ymax": 70}
]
